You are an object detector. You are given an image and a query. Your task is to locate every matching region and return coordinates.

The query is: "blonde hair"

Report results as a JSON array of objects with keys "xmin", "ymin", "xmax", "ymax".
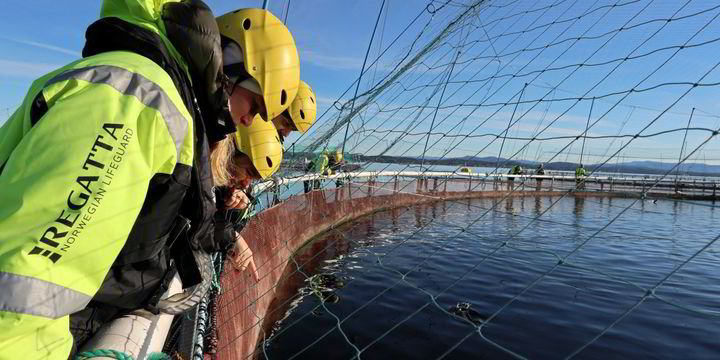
[{"xmin": 210, "ymin": 135, "xmax": 237, "ymax": 187}]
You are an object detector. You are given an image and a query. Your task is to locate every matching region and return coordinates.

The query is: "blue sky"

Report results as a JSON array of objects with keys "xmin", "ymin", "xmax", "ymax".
[
  {"xmin": 2, "ymin": 0, "xmax": 720, "ymax": 166},
  {"xmin": 0, "ymin": 0, "xmax": 429, "ymax": 128}
]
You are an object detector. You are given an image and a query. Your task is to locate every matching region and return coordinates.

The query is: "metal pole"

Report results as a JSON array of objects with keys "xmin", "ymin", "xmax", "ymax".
[
  {"xmin": 341, "ymin": 0, "xmax": 387, "ymax": 155},
  {"xmin": 262, "ymin": 0, "xmax": 269, "ymax": 9}
]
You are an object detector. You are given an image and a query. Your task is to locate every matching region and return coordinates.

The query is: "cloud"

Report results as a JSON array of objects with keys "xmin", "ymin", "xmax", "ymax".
[
  {"xmin": 471, "ymin": 117, "xmax": 606, "ymax": 138},
  {"xmin": 0, "ymin": 36, "xmax": 81, "ymax": 57},
  {"xmin": 300, "ymin": 49, "xmax": 438, "ymax": 75},
  {"xmin": 315, "ymin": 96, "xmax": 347, "ymax": 107},
  {"xmin": 300, "ymin": 50, "xmax": 364, "ymax": 71},
  {"xmin": 0, "ymin": 59, "xmax": 60, "ymax": 78}
]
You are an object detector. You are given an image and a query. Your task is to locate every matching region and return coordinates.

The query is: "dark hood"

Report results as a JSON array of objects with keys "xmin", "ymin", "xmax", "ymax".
[{"xmin": 84, "ymin": 0, "xmax": 233, "ymax": 143}]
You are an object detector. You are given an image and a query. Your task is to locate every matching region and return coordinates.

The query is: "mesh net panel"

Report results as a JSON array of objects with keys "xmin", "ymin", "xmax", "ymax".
[{"xmin": 202, "ymin": 0, "xmax": 720, "ymax": 358}]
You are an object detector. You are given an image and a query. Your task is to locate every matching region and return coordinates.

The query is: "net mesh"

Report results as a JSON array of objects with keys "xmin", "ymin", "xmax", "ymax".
[{"xmin": 208, "ymin": 0, "xmax": 720, "ymax": 358}]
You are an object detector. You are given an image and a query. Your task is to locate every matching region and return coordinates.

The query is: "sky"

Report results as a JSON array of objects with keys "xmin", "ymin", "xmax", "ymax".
[
  {"xmin": 0, "ymin": 0, "xmax": 429, "ymax": 137},
  {"xmin": 2, "ymin": 0, "xmax": 720, "ymax": 166},
  {"xmin": 0, "ymin": 1, "xmax": 429, "ymax": 133}
]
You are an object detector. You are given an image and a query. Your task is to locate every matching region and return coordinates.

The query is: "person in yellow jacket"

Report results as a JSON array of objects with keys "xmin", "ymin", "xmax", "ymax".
[
  {"xmin": 314, "ymin": 150, "xmax": 331, "ymax": 174},
  {"xmin": 575, "ymin": 164, "xmax": 587, "ymax": 190},
  {"xmin": 308, "ymin": 150, "xmax": 330, "ymax": 190},
  {"xmin": 0, "ymin": 1, "xmax": 299, "ymax": 359}
]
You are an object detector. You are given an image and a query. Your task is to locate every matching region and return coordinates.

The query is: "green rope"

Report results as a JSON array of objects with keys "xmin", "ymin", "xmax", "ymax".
[
  {"xmin": 211, "ymin": 267, "xmax": 221, "ymax": 291},
  {"xmin": 147, "ymin": 353, "xmax": 171, "ymax": 360},
  {"xmin": 75, "ymin": 349, "xmax": 170, "ymax": 360},
  {"xmin": 210, "ymin": 251, "xmax": 224, "ymax": 291},
  {"xmin": 75, "ymin": 349, "xmax": 134, "ymax": 360}
]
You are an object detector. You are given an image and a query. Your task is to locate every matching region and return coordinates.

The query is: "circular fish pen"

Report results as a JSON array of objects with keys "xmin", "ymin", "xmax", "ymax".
[{"xmin": 202, "ymin": 173, "xmax": 720, "ymax": 359}]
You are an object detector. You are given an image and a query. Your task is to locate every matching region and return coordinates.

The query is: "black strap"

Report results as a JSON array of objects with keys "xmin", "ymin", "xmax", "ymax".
[
  {"xmin": 0, "ymin": 92, "xmax": 48, "ymax": 177},
  {"xmin": 168, "ymin": 216, "xmax": 203, "ymax": 289},
  {"xmin": 145, "ymin": 215, "xmax": 199, "ymax": 315},
  {"xmin": 145, "ymin": 266, "xmax": 178, "ymax": 315},
  {"xmin": 30, "ymin": 92, "xmax": 48, "ymax": 126}
]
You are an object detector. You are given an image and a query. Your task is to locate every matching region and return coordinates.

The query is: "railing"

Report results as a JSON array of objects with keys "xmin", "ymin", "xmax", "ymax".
[{"xmin": 255, "ymin": 171, "xmax": 720, "ymax": 201}]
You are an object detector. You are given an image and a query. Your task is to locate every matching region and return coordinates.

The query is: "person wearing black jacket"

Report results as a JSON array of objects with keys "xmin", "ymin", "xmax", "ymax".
[{"xmin": 59, "ymin": 1, "xmax": 299, "ymax": 356}]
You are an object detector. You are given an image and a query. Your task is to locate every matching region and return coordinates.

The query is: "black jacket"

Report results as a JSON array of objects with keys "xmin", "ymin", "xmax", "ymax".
[{"xmin": 82, "ymin": 0, "xmax": 234, "ymax": 310}]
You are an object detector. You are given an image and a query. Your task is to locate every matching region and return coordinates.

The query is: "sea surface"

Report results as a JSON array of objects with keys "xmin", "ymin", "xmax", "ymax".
[{"xmin": 262, "ymin": 196, "xmax": 720, "ymax": 359}]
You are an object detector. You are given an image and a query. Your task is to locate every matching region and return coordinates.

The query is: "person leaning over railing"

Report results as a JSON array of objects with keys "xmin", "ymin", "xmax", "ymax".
[
  {"xmin": 0, "ymin": 2, "xmax": 300, "ymax": 358},
  {"xmin": 211, "ymin": 115, "xmax": 284, "ymax": 279},
  {"xmin": 211, "ymin": 8, "xmax": 306, "ymax": 277},
  {"xmin": 271, "ymin": 81, "xmax": 317, "ymax": 141},
  {"xmin": 257, "ymin": 81, "xmax": 319, "ymax": 193},
  {"xmin": 269, "ymin": 80, "xmax": 320, "ymax": 193}
]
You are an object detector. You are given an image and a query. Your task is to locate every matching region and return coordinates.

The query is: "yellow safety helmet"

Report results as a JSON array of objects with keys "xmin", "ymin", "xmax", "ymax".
[
  {"xmin": 284, "ymin": 81, "xmax": 317, "ymax": 133},
  {"xmin": 234, "ymin": 114, "xmax": 284, "ymax": 179},
  {"xmin": 217, "ymin": 9, "xmax": 300, "ymax": 121}
]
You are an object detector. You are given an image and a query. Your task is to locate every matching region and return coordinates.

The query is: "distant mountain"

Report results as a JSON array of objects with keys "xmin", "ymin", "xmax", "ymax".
[
  {"xmin": 615, "ymin": 161, "xmax": 720, "ymax": 174},
  {"xmin": 456, "ymin": 156, "xmax": 539, "ymax": 166},
  {"xmin": 285, "ymin": 152, "xmax": 720, "ymax": 177}
]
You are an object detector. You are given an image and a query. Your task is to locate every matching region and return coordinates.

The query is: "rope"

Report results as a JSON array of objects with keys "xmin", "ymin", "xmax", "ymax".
[
  {"xmin": 75, "ymin": 349, "xmax": 170, "ymax": 360},
  {"xmin": 146, "ymin": 354, "xmax": 171, "ymax": 360},
  {"xmin": 191, "ymin": 291, "xmax": 210, "ymax": 360},
  {"xmin": 203, "ymin": 252, "xmax": 225, "ymax": 355},
  {"xmin": 340, "ymin": 0, "xmax": 388, "ymax": 154},
  {"xmin": 75, "ymin": 349, "xmax": 134, "ymax": 360}
]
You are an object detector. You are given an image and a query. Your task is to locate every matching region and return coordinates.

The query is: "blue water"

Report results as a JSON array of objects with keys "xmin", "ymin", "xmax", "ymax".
[{"xmin": 262, "ymin": 196, "xmax": 720, "ymax": 359}]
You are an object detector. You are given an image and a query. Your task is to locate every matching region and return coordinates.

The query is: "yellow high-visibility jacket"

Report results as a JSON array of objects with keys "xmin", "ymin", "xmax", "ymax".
[{"xmin": 0, "ymin": 1, "xmax": 221, "ymax": 358}]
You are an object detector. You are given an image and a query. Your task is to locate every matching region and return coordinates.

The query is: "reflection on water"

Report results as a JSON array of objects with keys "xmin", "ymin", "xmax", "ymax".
[{"xmin": 263, "ymin": 196, "xmax": 720, "ymax": 359}]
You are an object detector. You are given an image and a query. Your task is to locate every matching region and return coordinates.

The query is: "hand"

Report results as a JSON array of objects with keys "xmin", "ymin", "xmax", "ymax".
[
  {"xmin": 230, "ymin": 232, "xmax": 259, "ymax": 280},
  {"xmin": 225, "ymin": 187, "xmax": 250, "ymax": 210}
]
